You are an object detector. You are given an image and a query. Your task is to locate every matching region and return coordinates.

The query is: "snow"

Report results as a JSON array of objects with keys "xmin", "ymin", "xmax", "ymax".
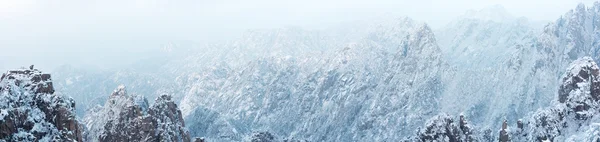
[
  {"xmin": 0, "ymin": 68, "xmax": 79, "ymax": 141},
  {"xmin": 27, "ymin": 2, "xmax": 600, "ymax": 141},
  {"xmin": 566, "ymin": 123, "xmax": 600, "ymax": 141},
  {"xmin": 0, "ymin": 110, "xmax": 7, "ymax": 120},
  {"xmin": 176, "ymin": 18, "xmax": 444, "ymax": 141}
]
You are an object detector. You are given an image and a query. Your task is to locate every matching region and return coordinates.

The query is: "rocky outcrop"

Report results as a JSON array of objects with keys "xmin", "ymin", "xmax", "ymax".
[
  {"xmin": 150, "ymin": 94, "xmax": 191, "ymax": 142},
  {"xmin": 558, "ymin": 56, "xmax": 600, "ymax": 117},
  {"xmin": 250, "ymin": 132, "xmax": 276, "ymax": 142},
  {"xmin": 84, "ymin": 85, "xmax": 191, "ymax": 142},
  {"xmin": 0, "ymin": 67, "xmax": 82, "ymax": 141},
  {"xmin": 406, "ymin": 114, "xmax": 474, "ymax": 142},
  {"xmin": 498, "ymin": 120, "xmax": 509, "ymax": 142}
]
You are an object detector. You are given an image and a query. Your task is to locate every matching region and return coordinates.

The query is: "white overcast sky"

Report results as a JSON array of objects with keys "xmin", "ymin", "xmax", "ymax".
[{"xmin": 0, "ymin": 0, "xmax": 597, "ymax": 71}]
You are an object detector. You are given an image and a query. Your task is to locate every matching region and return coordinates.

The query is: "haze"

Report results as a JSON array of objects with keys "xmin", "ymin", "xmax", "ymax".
[{"xmin": 0, "ymin": 0, "xmax": 596, "ymax": 71}]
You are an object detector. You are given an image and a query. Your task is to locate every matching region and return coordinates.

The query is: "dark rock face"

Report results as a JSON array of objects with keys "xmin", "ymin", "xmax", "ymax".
[
  {"xmin": 408, "ymin": 114, "xmax": 473, "ymax": 142},
  {"xmin": 84, "ymin": 85, "xmax": 191, "ymax": 142},
  {"xmin": 498, "ymin": 120, "xmax": 509, "ymax": 142},
  {"xmin": 0, "ymin": 67, "xmax": 82, "ymax": 141},
  {"xmin": 558, "ymin": 57, "xmax": 600, "ymax": 117},
  {"xmin": 193, "ymin": 137, "xmax": 206, "ymax": 142},
  {"xmin": 251, "ymin": 132, "xmax": 276, "ymax": 142}
]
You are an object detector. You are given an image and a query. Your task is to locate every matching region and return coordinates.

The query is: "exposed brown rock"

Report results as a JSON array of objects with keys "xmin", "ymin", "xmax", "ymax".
[
  {"xmin": 499, "ymin": 120, "xmax": 510, "ymax": 142},
  {"xmin": 251, "ymin": 132, "xmax": 276, "ymax": 142},
  {"xmin": 0, "ymin": 67, "xmax": 82, "ymax": 141},
  {"xmin": 85, "ymin": 86, "xmax": 191, "ymax": 142},
  {"xmin": 558, "ymin": 57, "xmax": 600, "ymax": 119}
]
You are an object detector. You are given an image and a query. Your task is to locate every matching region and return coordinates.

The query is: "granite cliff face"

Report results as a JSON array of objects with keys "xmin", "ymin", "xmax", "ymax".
[
  {"xmin": 84, "ymin": 85, "xmax": 191, "ymax": 142},
  {"xmin": 0, "ymin": 67, "xmax": 82, "ymax": 141}
]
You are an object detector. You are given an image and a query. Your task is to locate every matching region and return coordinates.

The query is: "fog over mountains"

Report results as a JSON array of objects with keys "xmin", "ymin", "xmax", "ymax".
[{"xmin": 4, "ymin": 1, "xmax": 600, "ymax": 142}]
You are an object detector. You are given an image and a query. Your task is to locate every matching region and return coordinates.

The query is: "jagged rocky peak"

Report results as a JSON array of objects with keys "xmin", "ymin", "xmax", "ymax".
[
  {"xmin": 370, "ymin": 18, "xmax": 441, "ymax": 58},
  {"xmin": 149, "ymin": 94, "xmax": 191, "ymax": 142},
  {"xmin": 407, "ymin": 113, "xmax": 474, "ymax": 141},
  {"xmin": 407, "ymin": 24, "xmax": 439, "ymax": 52},
  {"xmin": 0, "ymin": 66, "xmax": 82, "ymax": 141},
  {"xmin": 84, "ymin": 85, "xmax": 191, "ymax": 142},
  {"xmin": 558, "ymin": 56, "xmax": 600, "ymax": 114},
  {"xmin": 112, "ymin": 84, "xmax": 127, "ymax": 96}
]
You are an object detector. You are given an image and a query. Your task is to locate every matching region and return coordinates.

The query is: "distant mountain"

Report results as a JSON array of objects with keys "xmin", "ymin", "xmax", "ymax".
[
  {"xmin": 435, "ymin": 4, "xmax": 546, "ymax": 132},
  {"xmin": 52, "ymin": 64, "xmax": 186, "ymax": 117},
  {"xmin": 178, "ymin": 17, "xmax": 446, "ymax": 141}
]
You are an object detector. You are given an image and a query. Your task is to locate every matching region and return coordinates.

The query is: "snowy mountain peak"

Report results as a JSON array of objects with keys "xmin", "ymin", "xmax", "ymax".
[
  {"xmin": 409, "ymin": 23, "xmax": 437, "ymax": 46},
  {"xmin": 84, "ymin": 85, "xmax": 192, "ymax": 142},
  {"xmin": 112, "ymin": 84, "xmax": 127, "ymax": 96}
]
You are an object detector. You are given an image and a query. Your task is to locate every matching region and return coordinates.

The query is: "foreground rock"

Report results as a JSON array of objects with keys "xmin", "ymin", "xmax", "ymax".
[
  {"xmin": 0, "ymin": 67, "xmax": 82, "ymax": 141},
  {"xmin": 84, "ymin": 85, "xmax": 191, "ymax": 142},
  {"xmin": 404, "ymin": 114, "xmax": 475, "ymax": 142}
]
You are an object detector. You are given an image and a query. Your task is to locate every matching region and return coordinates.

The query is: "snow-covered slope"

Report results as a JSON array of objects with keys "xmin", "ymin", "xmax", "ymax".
[
  {"xmin": 435, "ymin": 4, "xmax": 550, "ymax": 132},
  {"xmin": 539, "ymin": 3, "xmax": 600, "ymax": 62},
  {"xmin": 436, "ymin": 5, "xmax": 536, "ymax": 66},
  {"xmin": 512, "ymin": 57, "xmax": 600, "ymax": 141},
  {"xmin": 433, "ymin": 2, "xmax": 600, "ymax": 133},
  {"xmin": 405, "ymin": 57, "xmax": 600, "ymax": 141},
  {"xmin": 179, "ymin": 17, "xmax": 445, "ymax": 141}
]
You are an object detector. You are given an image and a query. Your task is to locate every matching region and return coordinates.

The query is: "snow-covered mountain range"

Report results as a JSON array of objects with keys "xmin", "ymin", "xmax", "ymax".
[{"xmin": 7, "ymin": 1, "xmax": 598, "ymax": 141}]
